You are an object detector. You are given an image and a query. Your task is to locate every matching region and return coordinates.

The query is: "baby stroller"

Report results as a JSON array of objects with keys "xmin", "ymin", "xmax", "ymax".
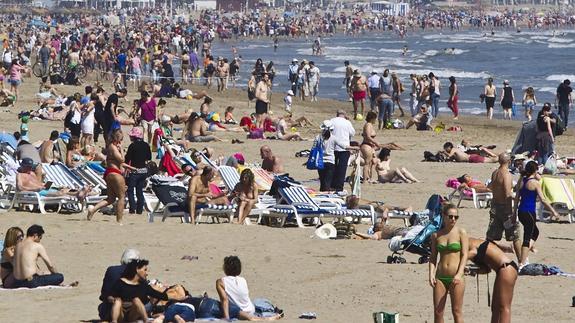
[{"xmin": 387, "ymin": 194, "xmax": 444, "ymax": 264}]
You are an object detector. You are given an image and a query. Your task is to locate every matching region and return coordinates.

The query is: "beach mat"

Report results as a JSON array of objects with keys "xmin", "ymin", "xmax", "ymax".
[{"xmin": 0, "ymin": 285, "xmax": 76, "ymax": 291}]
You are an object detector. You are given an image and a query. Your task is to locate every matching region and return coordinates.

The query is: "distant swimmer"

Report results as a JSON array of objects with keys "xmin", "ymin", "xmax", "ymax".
[
  {"xmin": 491, "ymin": 30, "xmax": 495, "ymax": 36},
  {"xmin": 402, "ymin": 45, "xmax": 408, "ymax": 56},
  {"xmin": 517, "ymin": 28, "xmax": 521, "ymax": 33}
]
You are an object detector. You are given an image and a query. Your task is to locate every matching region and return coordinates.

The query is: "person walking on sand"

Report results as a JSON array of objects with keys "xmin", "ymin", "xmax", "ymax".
[
  {"xmin": 429, "ymin": 204, "xmax": 468, "ymax": 323},
  {"xmin": 350, "ymin": 70, "xmax": 367, "ymax": 120},
  {"xmin": 500, "ymin": 80, "xmax": 514, "ymax": 120},
  {"xmin": 487, "ymin": 153, "xmax": 522, "ymax": 263},
  {"xmin": 255, "ymin": 73, "xmax": 270, "ymax": 128},
  {"xmin": 555, "ymin": 79, "xmax": 572, "ymax": 127},
  {"xmin": 429, "ymin": 72, "xmax": 441, "ymax": 118},
  {"xmin": 447, "ymin": 76, "xmax": 459, "ymax": 119},
  {"xmin": 330, "ymin": 110, "xmax": 355, "ymax": 192}
]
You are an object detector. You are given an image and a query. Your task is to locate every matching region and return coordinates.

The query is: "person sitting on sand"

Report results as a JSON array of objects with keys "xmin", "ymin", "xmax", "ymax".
[
  {"xmin": 216, "ymin": 256, "xmax": 283, "ymax": 321},
  {"xmin": 1, "ymin": 226, "xmax": 24, "ymax": 288},
  {"xmin": 457, "ymin": 174, "xmax": 492, "ymax": 193},
  {"xmin": 441, "ymin": 142, "xmax": 498, "ymax": 163},
  {"xmin": 13, "ymin": 225, "xmax": 69, "ymax": 288},
  {"xmin": 260, "ymin": 145, "xmax": 284, "ymax": 173},
  {"xmin": 187, "ymin": 167, "xmax": 229, "ymax": 225},
  {"xmin": 98, "ymin": 249, "xmax": 141, "ymax": 322},
  {"xmin": 275, "ymin": 114, "xmax": 306, "ymax": 141},
  {"xmin": 110, "ymin": 259, "xmax": 182, "ymax": 323},
  {"xmin": 16, "ymin": 157, "xmax": 90, "ymax": 200},
  {"xmin": 405, "ymin": 105, "xmax": 432, "ymax": 130},
  {"xmin": 231, "ymin": 169, "xmax": 258, "ymax": 225},
  {"xmin": 375, "ymin": 148, "xmax": 420, "ymax": 183},
  {"xmin": 184, "ymin": 112, "xmax": 222, "ymax": 143}
]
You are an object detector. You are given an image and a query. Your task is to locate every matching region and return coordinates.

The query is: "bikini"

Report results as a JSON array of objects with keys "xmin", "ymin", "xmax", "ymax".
[
  {"xmin": 436, "ymin": 242, "xmax": 462, "ymax": 288},
  {"xmin": 473, "ymin": 240, "xmax": 519, "ymax": 273},
  {"xmin": 104, "ymin": 167, "xmax": 122, "ymax": 179}
]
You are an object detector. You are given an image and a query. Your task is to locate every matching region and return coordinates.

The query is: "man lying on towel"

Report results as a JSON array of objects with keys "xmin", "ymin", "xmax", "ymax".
[{"xmin": 441, "ymin": 142, "xmax": 498, "ymax": 163}]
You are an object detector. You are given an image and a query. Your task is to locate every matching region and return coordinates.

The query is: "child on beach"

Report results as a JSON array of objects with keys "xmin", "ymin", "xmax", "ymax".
[
  {"xmin": 224, "ymin": 106, "xmax": 237, "ymax": 124},
  {"xmin": 284, "ymin": 90, "xmax": 294, "ymax": 112}
]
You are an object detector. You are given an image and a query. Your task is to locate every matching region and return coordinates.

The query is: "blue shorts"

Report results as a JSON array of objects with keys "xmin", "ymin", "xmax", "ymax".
[
  {"xmin": 39, "ymin": 189, "xmax": 58, "ymax": 197},
  {"xmin": 164, "ymin": 303, "xmax": 196, "ymax": 322},
  {"xmin": 9, "ymin": 79, "xmax": 21, "ymax": 86}
]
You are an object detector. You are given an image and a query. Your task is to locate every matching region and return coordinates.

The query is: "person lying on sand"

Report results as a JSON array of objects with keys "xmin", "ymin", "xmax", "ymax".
[
  {"xmin": 459, "ymin": 139, "xmax": 498, "ymax": 156},
  {"xmin": 353, "ymin": 221, "xmax": 409, "ymax": 240},
  {"xmin": 441, "ymin": 142, "xmax": 498, "ymax": 163},
  {"xmin": 375, "ymin": 148, "xmax": 420, "ymax": 183}
]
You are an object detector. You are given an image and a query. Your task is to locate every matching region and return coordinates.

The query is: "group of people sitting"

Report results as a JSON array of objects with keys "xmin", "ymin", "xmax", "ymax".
[{"xmin": 97, "ymin": 249, "xmax": 283, "ymax": 322}]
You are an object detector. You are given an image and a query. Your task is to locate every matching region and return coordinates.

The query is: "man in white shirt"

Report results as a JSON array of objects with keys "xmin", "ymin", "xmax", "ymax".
[
  {"xmin": 367, "ymin": 70, "xmax": 382, "ymax": 111},
  {"xmin": 330, "ymin": 110, "xmax": 356, "ymax": 192}
]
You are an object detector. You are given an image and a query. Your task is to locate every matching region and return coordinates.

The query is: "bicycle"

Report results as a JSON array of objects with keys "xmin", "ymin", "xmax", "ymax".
[{"xmin": 32, "ymin": 61, "xmax": 60, "ymax": 78}]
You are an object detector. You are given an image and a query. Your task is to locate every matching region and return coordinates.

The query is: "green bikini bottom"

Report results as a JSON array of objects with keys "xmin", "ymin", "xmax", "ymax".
[{"xmin": 436, "ymin": 275, "xmax": 463, "ymax": 289}]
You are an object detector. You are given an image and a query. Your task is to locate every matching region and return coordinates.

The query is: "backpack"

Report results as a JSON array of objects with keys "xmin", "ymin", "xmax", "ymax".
[{"xmin": 553, "ymin": 112, "xmax": 565, "ymax": 136}]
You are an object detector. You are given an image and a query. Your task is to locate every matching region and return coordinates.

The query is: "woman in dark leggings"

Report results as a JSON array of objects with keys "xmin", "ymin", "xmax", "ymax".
[{"xmin": 513, "ymin": 161, "xmax": 558, "ymax": 269}]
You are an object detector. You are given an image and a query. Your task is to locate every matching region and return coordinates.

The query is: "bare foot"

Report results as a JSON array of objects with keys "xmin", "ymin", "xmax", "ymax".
[
  {"xmin": 67, "ymin": 281, "xmax": 79, "ymax": 287},
  {"xmin": 86, "ymin": 206, "xmax": 95, "ymax": 221}
]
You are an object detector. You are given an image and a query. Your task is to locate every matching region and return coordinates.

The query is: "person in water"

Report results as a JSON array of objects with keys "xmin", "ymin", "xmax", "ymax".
[{"xmin": 429, "ymin": 204, "xmax": 468, "ymax": 323}]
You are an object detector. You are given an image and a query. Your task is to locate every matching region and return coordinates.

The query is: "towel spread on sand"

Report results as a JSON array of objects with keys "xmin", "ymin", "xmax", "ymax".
[
  {"xmin": 540, "ymin": 177, "xmax": 575, "ymax": 210},
  {"xmin": 0, "ymin": 285, "xmax": 75, "ymax": 291}
]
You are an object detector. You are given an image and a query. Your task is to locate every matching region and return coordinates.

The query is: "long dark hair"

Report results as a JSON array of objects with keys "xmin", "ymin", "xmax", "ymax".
[
  {"xmin": 122, "ymin": 259, "xmax": 149, "ymax": 279},
  {"xmin": 521, "ymin": 161, "xmax": 538, "ymax": 177},
  {"xmin": 321, "ymin": 129, "xmax": 331, "ymax": 140}
]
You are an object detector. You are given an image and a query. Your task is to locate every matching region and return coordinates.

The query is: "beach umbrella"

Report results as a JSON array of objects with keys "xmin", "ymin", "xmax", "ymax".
[
  {"xmin": 0, "ymin": 133, "xmax": 17, "ymax": 149},
  {"xmin": 351, "ymin": 154, "xmax": 362, "ymax": 198}
]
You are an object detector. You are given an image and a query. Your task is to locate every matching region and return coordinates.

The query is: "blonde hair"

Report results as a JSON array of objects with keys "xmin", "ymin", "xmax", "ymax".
[{"xmin": 3, "ymin": 227, "xmax": 23, "ymax": 251}]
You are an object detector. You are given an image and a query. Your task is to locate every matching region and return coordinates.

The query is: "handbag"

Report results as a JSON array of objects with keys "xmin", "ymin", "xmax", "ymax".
[{"xmin": 306, "ymin": 137, "xmax": 324, "ymax": 170}]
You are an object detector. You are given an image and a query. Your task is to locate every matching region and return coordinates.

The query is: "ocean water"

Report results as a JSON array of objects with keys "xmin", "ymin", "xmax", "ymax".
[{"xmin": 208, "ymin": 29, "xmax": 575, "ymax": 119}]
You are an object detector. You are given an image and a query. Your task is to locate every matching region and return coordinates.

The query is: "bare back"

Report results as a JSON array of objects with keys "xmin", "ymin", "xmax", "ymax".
[
  {"xmin": 13, "ymin": 240, "xmax": 44, "ymax": 280},
  {"xmin": 491, "ymin": 166, "xmax": 512, "ymax": 204}
]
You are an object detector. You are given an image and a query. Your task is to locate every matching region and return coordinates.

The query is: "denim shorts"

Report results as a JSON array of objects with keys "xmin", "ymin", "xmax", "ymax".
[{"xmin": 164, "ymin": 303, "xmax": 196, "ymax": 322}]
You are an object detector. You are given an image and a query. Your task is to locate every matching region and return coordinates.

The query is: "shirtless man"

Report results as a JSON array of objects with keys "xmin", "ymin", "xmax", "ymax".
[
  {"xmin": 12, "ymin": 225, "xmax": 64, "ymax": 288},
  {"xmin": 39, "ymin": 130, "xmax": 61, "ymax": 163},
  {"xmin": 487, "ymin": 153, "xmax": 522, "ymax": 262},
  {"xmin": 185, "ymin": 112, "xmax": 221, "ymax": 143},
  {"xmin": 216, "ymin": 58, "xmax": 229, "ymax": 92},
  {"xmin": 260, "ymin": 145, "xmax": 284, "ymax": 173},
  {"xmin": 254, "ymin": 73, "xmax": 270, "ymax": 128},
  {"xmin": 187, "ymin": 167, "xmax": 229, "ymax": 225},
  {"xmin": 16, "ymin": 158, "xmax": 90, "ymax": 200},
  {"xmin": 441, "ymin": 142, "xmax": 498, "ymax": 163}
]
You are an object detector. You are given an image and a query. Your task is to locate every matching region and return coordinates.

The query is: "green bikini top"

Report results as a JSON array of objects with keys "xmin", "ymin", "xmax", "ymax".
[{"xmin": 437, "ymin": 242, "xmax": 462, "ymax": 252}]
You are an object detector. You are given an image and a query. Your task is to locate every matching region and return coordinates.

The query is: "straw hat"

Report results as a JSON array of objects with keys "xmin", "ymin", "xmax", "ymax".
[{"xmin": 314, "ymin": 223, "xmax": 337, "ymax": 239}]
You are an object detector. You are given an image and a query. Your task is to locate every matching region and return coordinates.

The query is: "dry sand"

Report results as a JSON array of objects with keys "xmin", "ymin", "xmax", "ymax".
[{"xmin": 0, "ymin": 76, "xmax": 574, "ymax": 323}]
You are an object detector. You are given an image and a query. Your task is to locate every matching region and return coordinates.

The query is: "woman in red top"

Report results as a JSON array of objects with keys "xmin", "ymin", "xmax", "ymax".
[{"xmin": 87, "ymin": 129, "xmax": 135, "ymax": 224}]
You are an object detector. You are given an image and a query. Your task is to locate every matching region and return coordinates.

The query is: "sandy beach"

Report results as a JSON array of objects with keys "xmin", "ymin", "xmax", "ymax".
[{"xmin": 1, "ymin": 77, "xmax": 575, "ymax": 323}]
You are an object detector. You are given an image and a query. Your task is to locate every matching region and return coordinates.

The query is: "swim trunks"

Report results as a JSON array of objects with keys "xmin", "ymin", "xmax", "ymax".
[
  {"xmin": 468, "ymin": 154, "xmax": 485, "ymax": 163},
  {"xmin": 353, "ymin": 90, "xmax": 366, "ymax": 101}
]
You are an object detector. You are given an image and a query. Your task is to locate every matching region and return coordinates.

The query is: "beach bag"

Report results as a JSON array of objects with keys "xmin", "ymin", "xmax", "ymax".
[
  {"xmin": 553, "ymin": 112, "xmax": 565, "ymax": 136},
  {"xmin": 544, "ymin": 155, "xmax": 558, "ymax": 175},
  {"xmin": 373, "ymin": 311, "xmax": 399, "ymax": 323},
  {"xmin": 335, "ymin": 222, "xmax": 356, "ymax": 239},
  {"xmin": 306, "ymin": 138, "xmax": 324, "ymax": 170}
]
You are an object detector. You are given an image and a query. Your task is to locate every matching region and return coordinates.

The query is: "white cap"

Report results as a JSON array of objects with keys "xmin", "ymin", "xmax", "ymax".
[
  {"xmin": 292, "ymin": 58, "xmax": 298, "ymax": 63},
  {"xmin": 320, "ymin": 120, "xmax": 334, "ymax": 131},
  {"xmin": 287, "ymin": 90, "xmax": 294, "ymax": 96}
]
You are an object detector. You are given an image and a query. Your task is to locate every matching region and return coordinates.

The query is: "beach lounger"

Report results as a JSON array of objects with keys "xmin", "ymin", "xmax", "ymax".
[
  {"xmin": 539, "ymin": 176, "xmax": 575, "ymax": 223},
  {"xmin": 447, "ymin": 179, "xmax": 493, "ymax": 209},
  {"xmin": 263, "ymin": 186, "xmax": 374, "ymax": 228},
  {"xmin": 148, "ymin": 183, "xmax": 236, "ymax": 224}
]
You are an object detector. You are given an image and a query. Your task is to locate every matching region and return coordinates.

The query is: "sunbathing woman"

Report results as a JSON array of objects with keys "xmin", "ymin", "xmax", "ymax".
[
  {"xmin": 429, "ymin": 204, "xmax": 468, "ymax": 323},
  {"xmin": 1, "ymin": 227, "xmax": 23, "ymax": 288},
  {"xmin": 66, "ymin": 137, "xmax": 85, "ymax": 168},
  {"xmin": 457, "ymin": 174, "xmax": 491, "ymax": 193},
  {"xmin": 467, "ymin": 237, "xmax": 517, "ymax": 323},
  {"xmin": 375, "ymin": 148, "xmax": 420, "ymax": 183},
  {"xmin": 232, "ymin": 169, "xmax": 258, "ymax": 225},
  {"xmin": 88, "ymin": 129, "xmax": 136, "ymax": 224}
]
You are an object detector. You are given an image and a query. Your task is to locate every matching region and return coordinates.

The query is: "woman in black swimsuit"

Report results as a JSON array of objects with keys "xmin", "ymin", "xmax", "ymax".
[
  {"xmin": 467, "ymin": 238, "xmax": 517, "ymax": 323},
  {"xmin": 1, "ymin": 227, "xmax": 23, "ymax": 288}
]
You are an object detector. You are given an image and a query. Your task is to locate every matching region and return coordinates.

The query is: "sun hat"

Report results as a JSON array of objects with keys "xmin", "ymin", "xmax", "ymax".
[
  {"xmin": 128, "ymin": 127, "xmax": 143, "ymax": 139},
  {"xmin": 353, "ymin": 69, "xmax": 361, "ymax": 76},
  {"xmin": 160, "ymin": 115, "xmax": 171, "ymax": 124},
  {"xmin": 287, "ymin": 90, "xmax": 294, "ymax": 96},
  {"xmin": 233, "ymin": 152, "xmax": 245, "ymax": 164},
  {"xmin": 320, "ymin": 120, "xmax": 334, "ymax": 131},
  {"xmin": 292, "ymin": 58, "xmax": 298, "ymax": 63},
  {"xmin": 314, "ymin": 223, "xmax": 337, "ymax": 239}
]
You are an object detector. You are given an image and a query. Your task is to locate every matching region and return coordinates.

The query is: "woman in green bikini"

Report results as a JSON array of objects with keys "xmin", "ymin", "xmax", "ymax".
[{"xmin": 429, "ymin": 204, "xmax": 468, "ymax": 323}]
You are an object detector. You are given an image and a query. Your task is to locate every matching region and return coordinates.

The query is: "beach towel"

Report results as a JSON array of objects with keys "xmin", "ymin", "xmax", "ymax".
[
  {"xmin": 445, "ymin": 178, "xmax": 473, "ymax": 197},
  {"xmin": 0, "ymin": 285, "xmax": 75, "ymax": 291},
  {"xmin": 540, "ymin": 177, "xmax": 575, "ymax": 210}
]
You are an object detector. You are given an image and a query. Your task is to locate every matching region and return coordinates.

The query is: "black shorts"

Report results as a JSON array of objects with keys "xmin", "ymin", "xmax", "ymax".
[
  {"xmin": 255, "ymin": 100, "xmax": 268, "ymax": 115},
  {"xmin": 485, "ymin": 97, "xmax": 495, "ymax": 109}
]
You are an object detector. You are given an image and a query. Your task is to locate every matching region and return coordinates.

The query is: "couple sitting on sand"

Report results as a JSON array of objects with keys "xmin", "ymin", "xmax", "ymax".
[
  {"xmin": 98, "ymin": 250, "xmax": 283, "ymax": 322},
  {"xmin": 1, "ymin": 225, "xmax": 76, "ymax": 289}
]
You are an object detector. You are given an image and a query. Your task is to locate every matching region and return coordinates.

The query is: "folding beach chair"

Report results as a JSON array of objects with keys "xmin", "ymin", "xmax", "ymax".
[
  {"xmin": 539, "ymin": 176, "xmax": 575, "ymax": 223},
  {"xmin": 263, "ymin": 185, "xmax": 374, "ymax": 228},
  {"xmin": 148, "ymin": 183, "xmax": 236, "ymax": 224}
]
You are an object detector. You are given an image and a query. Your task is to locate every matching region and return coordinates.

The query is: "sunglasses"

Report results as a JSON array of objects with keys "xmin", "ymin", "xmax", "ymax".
[{"xmin": 448, "ymin": 215, "xmax": 459, "ymax": 220}]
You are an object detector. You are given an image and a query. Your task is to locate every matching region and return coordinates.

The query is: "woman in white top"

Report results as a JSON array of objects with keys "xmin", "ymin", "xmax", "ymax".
[
  {"xmin": 81, "ymin": 94, "xmax": 96, "ymax": 148},
  {"xmin": 317, "ymin": 120, "xmax": 359, "ymax": 191},
  {"xmin": 216, "ymin": 256, "xmax": 282, "ymax": 321}
]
